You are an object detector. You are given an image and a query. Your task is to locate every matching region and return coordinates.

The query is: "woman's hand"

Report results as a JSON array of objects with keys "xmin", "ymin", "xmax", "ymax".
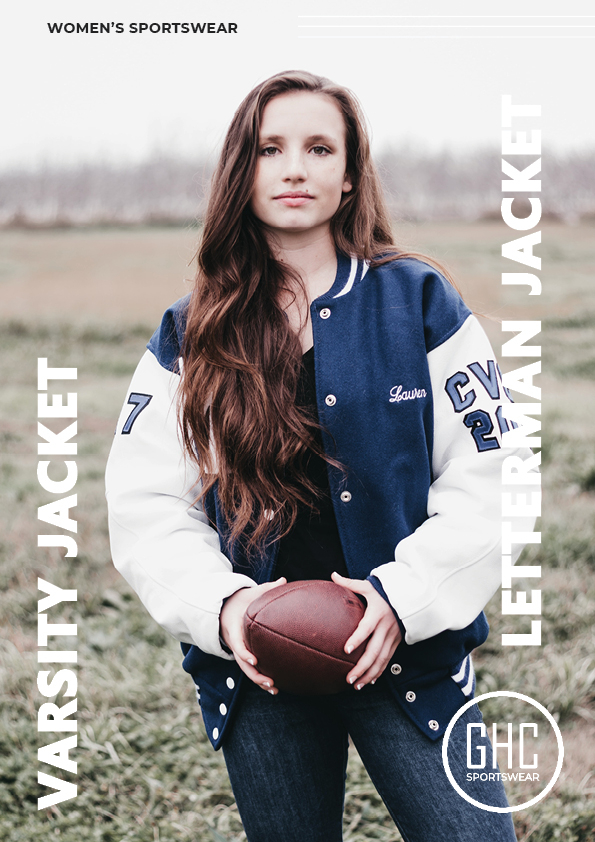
[
  {"xmin": 219, "ymin": 577, "xmax": 287, "ymax": 694},
  {"xmin": 331, "ymin": 571, "xmax": 402, "ymax": 690}
]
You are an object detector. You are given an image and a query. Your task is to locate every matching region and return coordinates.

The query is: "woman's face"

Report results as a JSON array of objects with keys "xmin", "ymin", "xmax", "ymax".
[{"xmin": 250, "ymin": 91, "xmax": 352, "ymax": 242}]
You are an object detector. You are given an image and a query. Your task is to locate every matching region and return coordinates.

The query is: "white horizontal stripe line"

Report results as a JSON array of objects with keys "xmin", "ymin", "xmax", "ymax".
[
  {"xmin": 299, "ymin": 35, "xmax": 595, "ymax": 39},
  {"xmin": 299, "ymin": 25, "xmax": 595, "ymax": 28},
  {"xmin": 298, "ymin": 14, "xmax": 595, "ymax": 18}
]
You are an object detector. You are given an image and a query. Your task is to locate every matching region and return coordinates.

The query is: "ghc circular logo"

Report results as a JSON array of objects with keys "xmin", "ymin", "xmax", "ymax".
[{"xmin": 442, "ymin": 691, "xmax": 564, "ymax": 813}]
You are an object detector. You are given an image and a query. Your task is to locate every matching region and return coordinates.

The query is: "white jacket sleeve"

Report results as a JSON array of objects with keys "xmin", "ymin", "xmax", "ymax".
[
  {"xmin": 371, "ymin": 315, "xmax": 538, "ymax": 645},
  {"xmin": 105, "ymin": 349, "xmax": 258, "ymax": 658}
]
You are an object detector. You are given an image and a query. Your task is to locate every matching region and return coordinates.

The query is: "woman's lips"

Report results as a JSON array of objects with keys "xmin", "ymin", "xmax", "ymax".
[{"xmin": 274, "ymin": 192, "xmax": 313, "ymax": 207}]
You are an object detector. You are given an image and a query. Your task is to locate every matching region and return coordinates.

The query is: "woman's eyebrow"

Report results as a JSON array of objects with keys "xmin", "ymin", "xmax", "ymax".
[
  {"xmin": 306, "ymin": 134, "xmax": 337, "ymax": 145},
  {"xmin": 259, "ymin": 133, "xmax": 338, "ymax": 145}
]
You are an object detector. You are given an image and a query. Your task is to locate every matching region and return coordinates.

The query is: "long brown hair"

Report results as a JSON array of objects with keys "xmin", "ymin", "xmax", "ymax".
[{"xmin": 180, "ymin": 70, "xmax": 445, "ymax": 555}]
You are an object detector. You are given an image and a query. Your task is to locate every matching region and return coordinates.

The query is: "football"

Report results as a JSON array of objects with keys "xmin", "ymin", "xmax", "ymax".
[{"xmin": 244, "ymin": 580, "xmax": 367, "ymax": 695}]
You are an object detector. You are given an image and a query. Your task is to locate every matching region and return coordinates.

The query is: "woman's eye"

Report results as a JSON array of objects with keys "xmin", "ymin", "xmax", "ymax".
[
  {"xmin": 311, "ymin": 145, "xmax": 331, "ymax": 156},
  {"xmin": 260, "ymin": 146, "xmax": 279, "ymax": 157}
]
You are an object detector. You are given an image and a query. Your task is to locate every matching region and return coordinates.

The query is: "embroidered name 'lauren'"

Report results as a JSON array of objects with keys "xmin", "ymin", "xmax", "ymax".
[{"xmin": 389, "ymin": 385, "xmax": 427, "ymax": 403}]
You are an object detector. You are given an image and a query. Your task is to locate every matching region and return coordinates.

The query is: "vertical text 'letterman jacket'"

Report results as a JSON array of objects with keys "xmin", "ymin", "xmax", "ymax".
[{"xmin": 105, "ymin": 254, "xmax": 535, "ymax": 749}]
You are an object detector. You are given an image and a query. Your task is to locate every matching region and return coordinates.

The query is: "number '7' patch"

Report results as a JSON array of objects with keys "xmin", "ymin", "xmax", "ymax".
[{"xmin": 122, "ymin": 393, "xmax": 152, "ymax": 434}]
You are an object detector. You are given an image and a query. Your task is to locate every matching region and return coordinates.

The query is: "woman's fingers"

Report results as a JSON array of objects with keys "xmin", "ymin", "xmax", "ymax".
[
  {"xmin": 230, "ymin": 633, "xmax": 280, "ymax": 693},
  {"xmin": 332, "ymin": 572, "xmax": 388, "ymax": 654},
  {"xmin": 226, "ymin": 625, "xmax": 258, "ymax": 666},
  {"xmin": 346, "ymin": 620, "xmax": 400, "ymax": 687},
  {"xmin": 344, "ymin": 613, "xmax": 377, "ymax": 655},
  {"xmin": 347, "ymin": 625, "xmax": 401, "ymax": 688},
  {"xmin": 220, "ymin": 577, "xmax": 287, "ymax": 694},
  {"xmin": 235, "ymin": 653, "xmax": 279, "ymax": 693},
  {"xmin": 331, "ymin": 570, "xmax": 367, "ymax": 595},
  {"xmin": 331, "ymin": 571, "xmax": 374, "ymax": 652},
  {"xmin": 331, "ymin": 571, "xmax": 402, "ymax": 689}
]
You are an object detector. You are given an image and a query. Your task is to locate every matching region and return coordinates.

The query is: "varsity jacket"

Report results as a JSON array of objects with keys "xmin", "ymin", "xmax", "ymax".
[{"xmin": 105, "ymin": 254, "xmax": 535, "ymax": 750}]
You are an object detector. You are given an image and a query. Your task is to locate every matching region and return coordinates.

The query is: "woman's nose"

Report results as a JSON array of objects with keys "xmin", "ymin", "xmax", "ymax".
[{"xmin": 282, "ymin": 150, "xmax": 307, "ymax": 182}]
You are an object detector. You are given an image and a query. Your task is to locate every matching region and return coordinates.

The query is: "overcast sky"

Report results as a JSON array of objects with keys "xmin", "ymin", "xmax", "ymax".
[{"xmin": 2, "ymin": 0, "xmax": 594, "ymax": 169}]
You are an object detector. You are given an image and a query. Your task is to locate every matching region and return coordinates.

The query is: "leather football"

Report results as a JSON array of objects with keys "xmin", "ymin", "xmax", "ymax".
[{"xmin": 243, "ymin": 580, "xmax": 367, "ymax": 695}]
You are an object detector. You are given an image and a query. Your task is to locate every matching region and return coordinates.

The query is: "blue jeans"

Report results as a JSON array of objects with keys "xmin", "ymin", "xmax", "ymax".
[{"xmin": 221, "ymin": 678, "xmax": 517, "ymax": 842}]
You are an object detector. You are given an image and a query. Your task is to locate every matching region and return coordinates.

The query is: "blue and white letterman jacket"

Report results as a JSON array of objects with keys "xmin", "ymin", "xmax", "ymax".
[{"xmin": 105, "ymin": 254, "xmax": 535, "ymax": 749}]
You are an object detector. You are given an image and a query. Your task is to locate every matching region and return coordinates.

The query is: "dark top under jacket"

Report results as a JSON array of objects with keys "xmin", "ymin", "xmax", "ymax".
[{"xmin": 274, "ymin": 347, "xmax": 349, "ymax": 583}]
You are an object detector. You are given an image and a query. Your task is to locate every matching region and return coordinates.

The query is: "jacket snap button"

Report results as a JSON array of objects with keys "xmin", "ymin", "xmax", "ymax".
[
  {"xmin": 340, "ymin": 491, "xmax": 352, "ymax": 503},
  {"xmin": 325, "ymin": 394, "xmax": 336, "ymax": 406},
  {"xmin": 219, "ymin": 703, "xmax": 227, "ymax": 716},
  {"xmin": 226, "ymin": 677, "xmax": 235, "ymax": 690},
  {"xmin": 405, "ymin": 691, "xmax": 416, "ymax": 703},
  {"xmin": 429, "ymin": 720, "xmax": 439, "ymax": 731},
  {"xmin": 212, "ymin": 727, "xmax": 219, "ymax": 740},
  {"xmin": 320, "ymin": 307, "xmax": 331, "ymax": 319},
  {"xmin": 390, "ymin": 663, "xmax": 402, "ymax": 676}
]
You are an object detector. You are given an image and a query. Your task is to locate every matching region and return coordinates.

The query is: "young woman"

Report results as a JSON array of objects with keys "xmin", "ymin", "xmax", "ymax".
[{"xmin": 106, "ymin": 71, "xmax": 533, "ymax": 841}]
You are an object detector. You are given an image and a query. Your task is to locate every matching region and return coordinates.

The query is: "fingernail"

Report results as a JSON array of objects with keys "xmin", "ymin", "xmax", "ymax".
[
  {"xmin": 268, "ymin": 689, "xmax": 276, "ymax": 696},
  {"xmin": 248, "ymin": 658, "xmax": 255, "ymax": 666},
  {"xmin": 356, "ymin": 683, "xmax": 364, "ymax": 691},
  {"xmin": 348, "ymin": 675, "xmax": 357, "ymax": 685},
  {"xmin": 346, "ymin": 645, "xmax": 353, "ymax": 654},
  {"xmin": 263, "ymin": 681, "xmax": 271, "ymax": 688},
  {"xmin": 371, "ymin": 679, "xmax": 377, "ymax": 685}
]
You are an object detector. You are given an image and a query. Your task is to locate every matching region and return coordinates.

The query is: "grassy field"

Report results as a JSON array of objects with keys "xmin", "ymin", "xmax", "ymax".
[{"xmin": 0, "ymin": 223, "xmax": 594, "ymax": 841}]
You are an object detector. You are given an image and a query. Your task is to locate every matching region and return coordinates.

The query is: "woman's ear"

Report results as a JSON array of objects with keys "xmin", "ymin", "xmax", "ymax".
[{"xmin": 342, "ymin": 174, "xmax": 353, "ymax": 193}]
